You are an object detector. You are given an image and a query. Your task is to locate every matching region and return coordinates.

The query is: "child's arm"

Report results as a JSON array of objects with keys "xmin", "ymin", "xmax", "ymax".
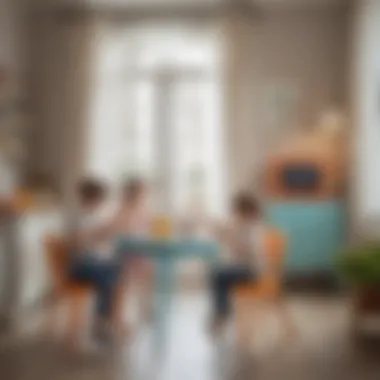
[
  {"xmin": 75, "ymin": 214, "xmax": 115, "ymax": 248},
  {"xmin": 107, "ymin": 208, "xmax": 125, "ymax": 235},
  {"xmin": 212, "ymin": 220, "xmax": 234, "ymax": 248}
]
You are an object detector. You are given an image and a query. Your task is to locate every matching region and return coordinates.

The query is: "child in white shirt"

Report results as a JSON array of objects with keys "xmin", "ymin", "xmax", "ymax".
[
  {"xmin": 113, "ymin": 178, "xmax": 154, "ymax": 322},
  {"xmin": 69, "ymin": 178, "xmax": 121, "ymax": 340},
  {"xmin": 210, "ymin": 193, "xmax": 267, "ymax": 332}
]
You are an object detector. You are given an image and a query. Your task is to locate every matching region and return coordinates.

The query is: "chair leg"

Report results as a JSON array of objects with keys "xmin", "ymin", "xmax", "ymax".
[
  {"xmin": 41, "ymin": 293, "xmax": 62, "ymax": 338},
  {"xmin": 274, "ymin": 297, "xmax": 298, "ymax": 341},
  {"xmin": 66, "ymin": 291, "xmax": 88, "ymax": 347},
  {"xmin": 111, "ymin": 283, "xmax": 130, "ymax": 337},
  {"xmin": 235, "ymin": 295, "xmax": 254, "ymax": 348},
  {"xmin": 136, "ymin": 265, "xmax": 155, "ymax": 324}
]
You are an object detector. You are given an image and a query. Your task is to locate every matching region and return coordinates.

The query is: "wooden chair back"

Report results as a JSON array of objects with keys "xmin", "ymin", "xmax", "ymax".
[
  {"xmin": 260, "ymin": 227, "xmax": 287, "ymax": 296},
  {"xmin": 44, "ymin": 235, "xmax": 71, "ymax": 291},
  {"xmin": 265, "ymin": 228, "xmax": 286, "ymax": 268}
]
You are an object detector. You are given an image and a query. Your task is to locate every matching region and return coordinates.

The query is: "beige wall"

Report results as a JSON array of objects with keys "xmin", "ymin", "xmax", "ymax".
[
  {"xmin": 0, "ymin": 0, "xmax": 28, "ymax": 182},
  {"xmin": 26, "ymin": 9, "xmax": 96, "ymax": 205},
  {"xmin": 228, "ymin": 8, "xmax": 349, "ymax": 193},
  {"xmin": 0, "ymin": 1, "xmax": 19, "ymax": 75},
  {"xmin": 0, "ymin": 0, "xmax": 28, "ymax": 328},
  {"xmin": 25, "ymin": 6, "xmax": 349, "ymax": 200}
]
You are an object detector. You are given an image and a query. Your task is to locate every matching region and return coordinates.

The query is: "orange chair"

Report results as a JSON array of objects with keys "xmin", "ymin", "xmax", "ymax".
[
  {"xmin": 44, "ymin": 236, "xmax": 127, "ymax": 345},
  {"xmin": 233, "ymin": 227, "xmax": 296, "ymax": 345}
]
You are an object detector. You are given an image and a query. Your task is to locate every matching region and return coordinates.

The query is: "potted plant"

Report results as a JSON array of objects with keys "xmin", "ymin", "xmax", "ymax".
[{"xmin": 337, "ymin": 242, "xmax": 380, "ymax": 316}]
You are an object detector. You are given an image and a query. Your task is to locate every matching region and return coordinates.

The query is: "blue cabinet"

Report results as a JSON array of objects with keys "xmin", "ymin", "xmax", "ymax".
[{"xmin": 266, "ymin": 201, "xmax": 347, "ymax": 273}]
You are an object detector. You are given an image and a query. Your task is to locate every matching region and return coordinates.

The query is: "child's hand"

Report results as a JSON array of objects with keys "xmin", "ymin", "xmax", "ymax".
[
  {"xmin": 214, "ymin": 225, "xmax": 224, "ymax": 239},
  {"xmin": 212, "ymin": 221, "xmax": 228, "ymax": 240}
]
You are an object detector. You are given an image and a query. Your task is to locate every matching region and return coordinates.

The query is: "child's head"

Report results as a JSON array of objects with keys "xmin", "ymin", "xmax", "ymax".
[
  {"xmin": 232, "ymin": 193, "xmax": 261, "ymax": 221},
  {"xmin": 78, "ymin": 178, "xmax": 108, "ymax": 210},
  {"xmin": 122, "ymin": 177, "xmax": 148, "ymax": 206}
]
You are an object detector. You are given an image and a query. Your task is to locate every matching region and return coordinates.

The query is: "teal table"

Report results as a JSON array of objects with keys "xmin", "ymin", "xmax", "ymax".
[{"xmin": 115, "ymin": 238, "xmax": 220, "ymax": 350}]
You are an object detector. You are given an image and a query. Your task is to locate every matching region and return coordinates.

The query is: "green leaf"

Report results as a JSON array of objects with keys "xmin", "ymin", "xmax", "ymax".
[{"xmin": 337, "ymin": 242, "xmax": 380, "ymax": 286}]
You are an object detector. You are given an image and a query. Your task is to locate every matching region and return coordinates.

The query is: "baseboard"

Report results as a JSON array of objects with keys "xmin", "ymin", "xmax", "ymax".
[
  {"xmin": 284, "ymin": 271, "xmax": 341, "ymax": 294},
  {"xmin": 176, "ymin": 271, "xmax": 342, "ymax": 294}
]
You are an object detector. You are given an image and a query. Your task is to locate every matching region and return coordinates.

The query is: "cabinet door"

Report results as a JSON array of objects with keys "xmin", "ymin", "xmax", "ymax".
[{"xmin": 267, "ymin": 201, "xmax": 347, "ymax": 272}]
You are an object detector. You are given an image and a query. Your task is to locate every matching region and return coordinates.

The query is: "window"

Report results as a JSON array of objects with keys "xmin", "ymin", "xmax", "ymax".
[{"xmin": 86, "ymin": 22, "xmax": 225, "ymax": 216}]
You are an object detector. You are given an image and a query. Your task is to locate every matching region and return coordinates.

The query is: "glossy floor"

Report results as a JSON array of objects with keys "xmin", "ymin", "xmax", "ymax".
[{"xmin": 1, "ymin": 293, "xmax": 380, "ymax": 380}]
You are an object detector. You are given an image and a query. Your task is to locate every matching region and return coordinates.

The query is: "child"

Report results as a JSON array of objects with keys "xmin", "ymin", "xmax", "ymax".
[
  {"xmin": 114, "ymin": 178, "xmax": 151, "ymax": 237},
  {"xmin": 113, "ymin": 178, "xmax": 154, "ymax": 321},
  {"xmin": 69, "ymin": 178, "xmax": 121, "ymax": 341},
  {"xmin": 210, "ymin": 193, "xmax": 266, "ymax": 333}
]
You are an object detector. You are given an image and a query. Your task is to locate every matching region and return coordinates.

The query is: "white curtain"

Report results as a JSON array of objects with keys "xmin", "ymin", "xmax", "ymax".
[{"xmin": 86, "ymin": 21, "xmax": 226, "ymax": 216}]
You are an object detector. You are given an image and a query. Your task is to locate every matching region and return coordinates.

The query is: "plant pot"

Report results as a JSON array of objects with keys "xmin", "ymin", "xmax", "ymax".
[{"xmin": 355, "ymin": 286, "xmax": 380, "ymax": 314}]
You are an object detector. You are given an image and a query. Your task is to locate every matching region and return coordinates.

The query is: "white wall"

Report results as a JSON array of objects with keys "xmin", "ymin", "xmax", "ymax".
[
  {"xmin": 225, "ymin": 9, "xmax": 348, "ymax": 193},
  {"xmin": 353, "ymin": 0, "xmax": 380, "ymax": 236}
]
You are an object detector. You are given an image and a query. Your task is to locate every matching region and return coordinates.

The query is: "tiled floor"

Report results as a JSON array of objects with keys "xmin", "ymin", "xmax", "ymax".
[{"xmin": 1, "ymin": 293, "xmax": 380, "ymax": 380}]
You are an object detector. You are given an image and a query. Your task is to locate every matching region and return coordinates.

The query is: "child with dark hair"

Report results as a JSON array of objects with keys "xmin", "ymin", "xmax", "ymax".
[
  {"xmin": 69, "ymin": 178, "xmax": 121, "ymax": 342},
  {"xmin": 113, "ymin": 177, "xmax": 154, "ymax": 322},
  {"xmin": 115, "ymin": 177, "xmax": 151, "ymax": 238},
  {"xmin": 210, "ymin": 193, "xmax": 267, "ymax": 333}
]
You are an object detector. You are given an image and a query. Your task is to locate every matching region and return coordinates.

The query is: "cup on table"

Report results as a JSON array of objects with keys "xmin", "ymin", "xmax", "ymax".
[{"xmin": 151, "ymin": 215, "xmax": 174, "ymax": 239}]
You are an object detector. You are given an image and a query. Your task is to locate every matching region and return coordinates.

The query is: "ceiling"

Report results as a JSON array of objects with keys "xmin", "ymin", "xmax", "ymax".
[
  {"xmin": 253, "ymin": 0, "xmax": 345, "ymax": 6},
  {"xmin": 43, "ymin": 0, "xmax": 347, "ymax": 9}
]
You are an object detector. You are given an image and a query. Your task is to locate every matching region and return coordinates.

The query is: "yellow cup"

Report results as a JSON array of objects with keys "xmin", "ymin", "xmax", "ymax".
[{"xmin": 152, "ymin": 215, "xmax": 173, "ymax": 239}]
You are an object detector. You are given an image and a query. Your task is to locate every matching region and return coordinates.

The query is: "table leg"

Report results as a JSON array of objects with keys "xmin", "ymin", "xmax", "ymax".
[{"xmin": 153, "ymin": 257, "xmax": 175, "ymax": 352}]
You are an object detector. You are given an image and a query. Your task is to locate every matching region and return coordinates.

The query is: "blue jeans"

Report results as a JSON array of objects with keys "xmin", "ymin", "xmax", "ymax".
[
  {"xmin": 70, "ymin": 255, "xmax": 121, "ymax": 320},
  {"xmin": 211, "ymin": 265, "xmax": 257, "ymax": 318}
]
